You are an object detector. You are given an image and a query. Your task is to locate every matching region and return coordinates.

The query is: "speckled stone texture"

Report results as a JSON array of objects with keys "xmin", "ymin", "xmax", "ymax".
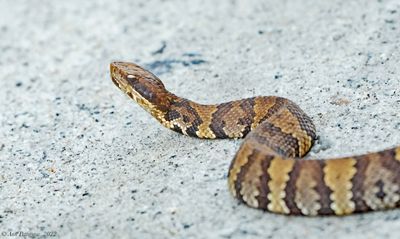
[{"xmin": 1, "ymin": 0, "xmax": 400, "ymax": 238}]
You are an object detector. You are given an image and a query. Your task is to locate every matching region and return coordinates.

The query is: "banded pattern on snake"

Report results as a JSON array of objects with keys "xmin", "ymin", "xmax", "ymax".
[{"xmin": 110, "ymin": 61, "xmax": 400, "ymax": 216}]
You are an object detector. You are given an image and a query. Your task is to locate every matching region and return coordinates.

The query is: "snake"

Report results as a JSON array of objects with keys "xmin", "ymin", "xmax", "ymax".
[{"xmin": 110, "ymin": 61, "xmax": 400, "ymax": 216}]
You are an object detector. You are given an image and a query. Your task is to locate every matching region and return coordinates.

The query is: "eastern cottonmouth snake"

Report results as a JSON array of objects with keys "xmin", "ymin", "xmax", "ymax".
[{"xmin": 110, "ymin": 61, "xmax": 400, "ymax": 216}]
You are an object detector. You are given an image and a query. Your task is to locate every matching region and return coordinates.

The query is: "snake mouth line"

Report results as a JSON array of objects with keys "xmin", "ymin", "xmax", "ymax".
[
  {"xmin": 111, "ymin": 73, "xmax": 129, "ymax": 93},
  {"xmin": 111, "ymin": 75, "xmax": 142, "ymax": 102},
  {"xmin": 111, "ymin": 75, "xmax": 120, "ymax": 88}
]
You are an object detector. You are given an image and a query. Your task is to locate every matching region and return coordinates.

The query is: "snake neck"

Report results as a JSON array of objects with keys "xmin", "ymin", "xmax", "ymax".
[
  {"xmin": 144, "ymin": 91, "xmax": 179, "ymax": 125},
  {"xmin": 150, "ymin": 94, "xmax": 213, "ymax": 137}
]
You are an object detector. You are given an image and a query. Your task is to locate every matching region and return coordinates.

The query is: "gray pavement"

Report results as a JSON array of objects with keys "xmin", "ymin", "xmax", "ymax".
[{"xmin": 1, "ymin": 0, "xmax": 400, "ymax": 238}]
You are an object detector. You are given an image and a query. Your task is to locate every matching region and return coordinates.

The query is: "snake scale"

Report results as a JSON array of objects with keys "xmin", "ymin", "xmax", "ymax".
[{"xmin": 110, "ymin": 61, "xmax": 400, "ymax": 216}]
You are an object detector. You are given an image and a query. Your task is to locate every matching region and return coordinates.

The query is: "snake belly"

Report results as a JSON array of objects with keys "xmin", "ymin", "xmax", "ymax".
[{"xmin": 110, "ymin": 61, "xmax": 400, "ymax": 216}]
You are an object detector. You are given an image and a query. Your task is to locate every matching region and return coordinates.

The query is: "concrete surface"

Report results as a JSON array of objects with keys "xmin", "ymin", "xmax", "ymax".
[{"xmin": 1, "ymin": 0, "xmax": 400, "ymax": 238}]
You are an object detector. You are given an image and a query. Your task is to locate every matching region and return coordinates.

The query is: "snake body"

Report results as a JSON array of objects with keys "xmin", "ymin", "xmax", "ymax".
[{"xmin": 110, "ymin": 62, "xmax": 400, "ymax": 216}]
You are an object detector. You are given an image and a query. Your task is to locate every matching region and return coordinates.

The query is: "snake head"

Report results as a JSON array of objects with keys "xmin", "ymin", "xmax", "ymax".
[{"xmin": 110, "ymin": 61, "xmax": 174, "ymax": 116}]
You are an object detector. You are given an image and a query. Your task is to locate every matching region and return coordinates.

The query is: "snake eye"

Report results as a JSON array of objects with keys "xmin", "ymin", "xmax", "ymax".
[
  {"xmin": 127, "ymin": 74, "xmax": 137, "ymax": 81},
  {"xmin": 125, "ymin": 74, "xmax": 140, "ymax": 87}
]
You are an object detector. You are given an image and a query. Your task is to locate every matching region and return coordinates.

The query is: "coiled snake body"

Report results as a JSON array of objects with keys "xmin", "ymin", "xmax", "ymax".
[{"xmin": 110, "ymin": 62, "xmax": 400, "ymax": 216}]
